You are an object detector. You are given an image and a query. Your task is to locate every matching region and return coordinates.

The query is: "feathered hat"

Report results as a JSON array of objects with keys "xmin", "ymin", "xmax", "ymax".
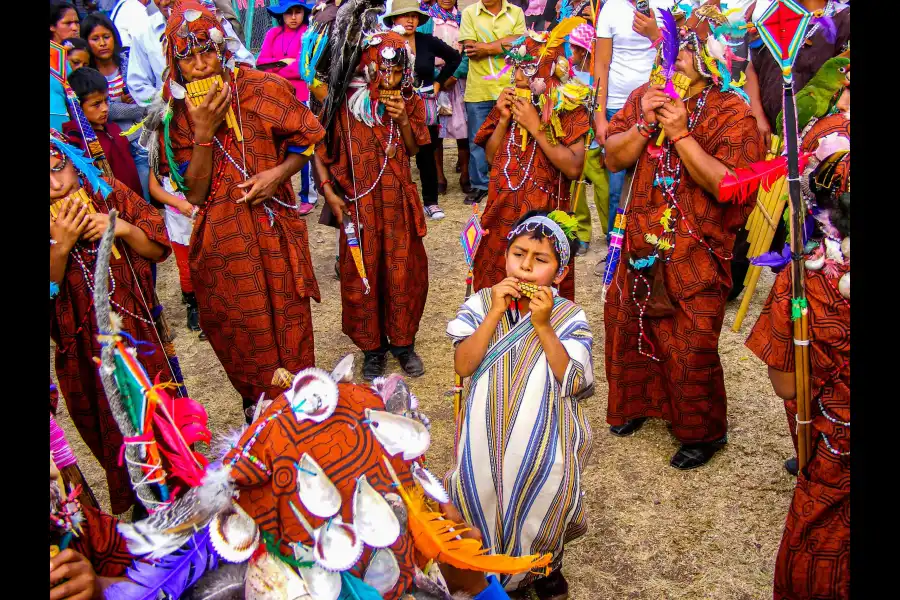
[
  {"xmin": 347, "ymin": 30, "xmax": 415, "ymax": 126},
  {"xmin": 50, "ymin": 128, "xmax": 112, "ymax": 199},
  {"xmin": 667, "ymin": 0, "xmax": 751, "ymax": 101}
]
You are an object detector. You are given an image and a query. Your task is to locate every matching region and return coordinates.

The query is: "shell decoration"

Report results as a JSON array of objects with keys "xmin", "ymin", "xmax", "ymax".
[
  {"xmin": 366, "ymin": 409, "xmax": 430, "ymax": 461},
  {"xmin": 363, "ymin": 548, "xmax": 401, "ymax": 596},
  {"xmin": 352, "ymin": 475, "xmax": 400, "ymax": 549},
  {"xmin": 296, "ymin": 454, "xmax": 342, "ymax": 519},
  {"xmin": 287, "ymin": 368, "xmax": 339, "ymax": 423},
  {"xmin": 209, "ymin": 500, "xmax": 261, "ymax": 563},
  {"xmin": 411, "ymin": 462, "xmax": 450, "ymax": 504}
]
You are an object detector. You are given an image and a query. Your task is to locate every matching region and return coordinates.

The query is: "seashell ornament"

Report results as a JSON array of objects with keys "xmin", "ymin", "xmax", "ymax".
[
  {"xmin": 296, "ymin": 453, "xmax": 342, "ymax": 519},
  {"xmin": 841, "ymin": 237, "xmax": 850, "ymax": 260},
  {"xmin": 363, "ymin": 548, "xmax": 401, "ymax": 596},
  {"xmin": 177, "ymin": 20, "xmax": 190, "ymax": 38},
  {"xmin": 805, "ymin": 254, "xmax": 825, "ymax": 270},
  {"xmin": 379, "ymin": 374, "xmax": 412, "ymax": 414},
  {"xmin": 293, "ymin": 544, "xmax": 341, "ymax": 600},
  {"xmin": 209, "ymin": 500, "xmax": 261, "ymax": 563},
  {"xmin": 245, "ymin": 549, "xmax": 312, "ymax": 600},
  {"xmin": 530, "ymin": 77, "xmax": 547, "ymax": 96},
  {"xmin": 384, "ymin": 493, "xmax": 408, "ymax": 536},
  {"xmin": 183, "ymin": 9, "xmax": 203, "ymax": 23},
  {"xmin": 839, "ymin": 272, "xmax": 850, "ymax": 299},
  {"xmin": 313, "ymin": 516, "xmax": 363, "ymax": 572},
  {"xmin": 353, "ymin": 475, "xmax": 400, "ymax": 548},
  {"xmin": 272, "ymin": 368, "xmax": 295, "ymax": 389},
  {"xmin": 365, "ymin": 409, "xmax": 430, "ymax": 460},
  {"xmin": 287, "ymin": 368, "xmax": 339, "ymax": 423},
  {"xmin": 209, "ymin": 27, "xmax": 224, "ymax": 45},
  {"xmin": 330, "ymin": 354, "xmax": 354, "ymax": 383},
  {"xmin": 411, "ymin": 462, "xmax": 450, "ymax": 504},
  {"xmin": 170, "ymin": 80, "xmax": 187, "ymax": 100}
]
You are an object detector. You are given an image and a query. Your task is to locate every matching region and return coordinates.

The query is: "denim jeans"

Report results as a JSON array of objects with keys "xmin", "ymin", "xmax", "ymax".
[
  {"xmin": 130, "ymin": 138, "xmax": 151, "ymax": 204},
  {"xmin": 298, "ymin": 101, "xmax": 319, "ymax": 205},
  {"xmin": 465, "ymin": 100, "xmax": 495, "ymax": 192},
  {"xmin": 604, "ymin": 106, "xmax": 627, "ymax": 239}
]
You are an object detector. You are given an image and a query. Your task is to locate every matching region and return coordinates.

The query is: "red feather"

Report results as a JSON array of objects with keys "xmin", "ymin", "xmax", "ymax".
[
  {"xmin": 719, "ymin": 154, "xmax": 810, "ymax": 204},
  {"xmin": 151, "ymin": 375, "xmax": 211, "ymax": 489}
]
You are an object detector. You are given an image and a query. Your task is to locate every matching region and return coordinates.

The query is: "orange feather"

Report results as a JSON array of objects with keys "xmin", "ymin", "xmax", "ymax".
[{"xmin": 382, "ymin": 457, "xmax": 553, "ymax": 576}]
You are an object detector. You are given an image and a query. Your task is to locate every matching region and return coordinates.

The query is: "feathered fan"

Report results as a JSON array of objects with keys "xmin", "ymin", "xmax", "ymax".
[
  {"xmin": 719, "ymin": 154, "xmax": 811, "ymax": 205},
  {"xmin": 319, "ymin": 0, "xmax": 387, "ymax": 132}
]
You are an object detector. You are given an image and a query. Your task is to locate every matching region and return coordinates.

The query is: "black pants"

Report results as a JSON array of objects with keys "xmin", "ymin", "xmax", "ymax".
[{"xmin": 416, "ymin": 125, "xmax": 440, "ymax": 207}]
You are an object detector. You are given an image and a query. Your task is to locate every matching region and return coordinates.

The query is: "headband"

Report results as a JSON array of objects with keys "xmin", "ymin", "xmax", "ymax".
[{"xmin": 507, "ymin": 215, "xmax": 572, "ymax": 276}]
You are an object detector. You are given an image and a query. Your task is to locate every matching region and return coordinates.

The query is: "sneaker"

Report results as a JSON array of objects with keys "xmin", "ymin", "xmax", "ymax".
[
  {"xmin": 362, "ymin": 350, "xmax": 388, "ymax": 381},
  {"xmin": 424, "ymin": 205, "xmax": 445, "ymax": 220},
  {"xmin": 298, "ymin": 203, "xmax": 315, "ymax": 216},
  {"xmin": 594, "ymin": 257, "xmax": 608, "ymax": 278}
]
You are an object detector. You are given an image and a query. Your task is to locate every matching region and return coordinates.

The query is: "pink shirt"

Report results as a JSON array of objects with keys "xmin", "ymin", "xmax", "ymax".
[{"xmin": 257, "ymin": 25, "xmax": 309, "ymax": 102}]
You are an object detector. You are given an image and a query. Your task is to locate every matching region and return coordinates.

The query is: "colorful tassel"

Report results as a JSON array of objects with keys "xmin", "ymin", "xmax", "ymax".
[{"xmin": 344, "ymin": 221, "xmax": 370, "ymax": 295}]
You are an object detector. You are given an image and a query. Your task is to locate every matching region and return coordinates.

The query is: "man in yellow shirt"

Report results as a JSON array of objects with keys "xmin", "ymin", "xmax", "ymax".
[{"xmin": 459, "ymin": 0, "xmax": 526, "ymax": 204}]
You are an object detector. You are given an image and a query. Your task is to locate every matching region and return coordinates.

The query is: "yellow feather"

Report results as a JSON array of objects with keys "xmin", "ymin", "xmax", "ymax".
[{"xmin": 541, "ymin": 17, "xmax": 586, "ymax": 56}]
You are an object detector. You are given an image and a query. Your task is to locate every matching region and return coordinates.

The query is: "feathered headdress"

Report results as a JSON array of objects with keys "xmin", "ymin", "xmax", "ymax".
[
  {"xmin": 50, "ymin": 129, "xmax": 113, "ymax": 199},
  {"xmin": 319, "ymin": 0, "xmax": 387, "ymax": 132}
]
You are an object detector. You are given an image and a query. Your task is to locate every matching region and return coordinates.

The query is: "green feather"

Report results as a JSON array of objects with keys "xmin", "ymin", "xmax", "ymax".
[
  {"xmin": 338, "ymin": 573, "xmax": 382, "ymax": 600},
  {"xmin": 163, "ymin": 107, "xmax": 188, "ymax": 193},
  {"xmin": 548, "ymin": 210, "xmax": 579, "ymax": 240},
  {"xmin": 112, "ymin": 353, "xmax": 145, "ymax": 430}
]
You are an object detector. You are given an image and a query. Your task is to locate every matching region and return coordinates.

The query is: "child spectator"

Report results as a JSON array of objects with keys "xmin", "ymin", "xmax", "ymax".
[
  {"xmin": 257, "ymin": 0, "xmax": 319, "ymax": 216},
  {"xmin": 63, "ymin": 66, "xmax": 143, "ymax": 197},
  {"xmin": 63, "ymin": 37, "xmax": 92, "ymax": 72}
]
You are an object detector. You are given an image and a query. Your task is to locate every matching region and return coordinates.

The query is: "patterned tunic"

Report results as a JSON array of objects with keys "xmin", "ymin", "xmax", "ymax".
[
  {"xmin": 604, "ymin": 84, "xmax": 764, "ymax": 444},
  {"xmin": 471, "ymin": 106, "xmax": 590, "ymax": 302},
  {"xmin": 225, "ymin": 384, "xmax": 420, "ymax": 600},
  {"xmin": 445, "ymin": 289, "xmax": 594, "ymax": 590},
  {"xmin": 318, "ymin": 99, "xmax": 431, "ymax": 351},
  {"xmin": 50, "ymin": 178, "xmax": 172, "ymax": 515},
  {"xmin": 51, "ymin": 505, "xmax": 132, "ymax": 578},
  {"xmin": 163, "ymin": 67, "xmax": 325, "ymax": 400},
  {"xmin": 746, "ymin": 265, "xmax": 850, "ymax": 600}
]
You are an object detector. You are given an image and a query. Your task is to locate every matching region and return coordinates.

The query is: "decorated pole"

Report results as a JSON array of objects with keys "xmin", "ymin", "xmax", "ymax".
[
  {"xmin": 754, "ymin": 0, "xmax": 814, "ymax": 470},
  {"xmin": 570, "ymin": 1, "xmax": 603, "ymax": 217}
]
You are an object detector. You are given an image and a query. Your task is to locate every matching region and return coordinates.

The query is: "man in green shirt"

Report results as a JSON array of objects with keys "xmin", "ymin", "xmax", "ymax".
[{"xmin": 458, "ymin": 0, "xmax": 526, "ymax": 204}]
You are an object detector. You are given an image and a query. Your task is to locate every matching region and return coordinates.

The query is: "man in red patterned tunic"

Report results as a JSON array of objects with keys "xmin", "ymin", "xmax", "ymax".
[
  {"xmin": 50, "ymin": 129, "xmax": 173, "ymax": 515},
  {"xmin": 602, "ymin": 12, "xmax": 764, "ymax": 469},
  {"xmin": 317, "ymin": 31, "xmax": 432, "ymax": 381},
  {"xmin": 471, "ymin": 27, "xmax": 591, "ymax": 302},
  {"xmin": 746, "ymin": 146, "xmax": 850, "ymax": 600},
  {"xmin": 156, "ymin": 1, "xmax": 325, "ymax": 420}
]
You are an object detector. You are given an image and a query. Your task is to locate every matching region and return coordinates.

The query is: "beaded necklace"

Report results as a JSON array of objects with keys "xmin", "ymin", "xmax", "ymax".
[
  {"xmin": 70, "ymin": 245, "xmax": 153, "ymax": 326},
  {"xmin": 500, "ymin": 123, "xmax": 566, "ymax": 207},
  {"xmin": 346, "ymin": 119, "xmax": 399, "ymax": 203},
  {"xmin": 225, "ymin": 407, "xmax": 286, "ymax": 476}
]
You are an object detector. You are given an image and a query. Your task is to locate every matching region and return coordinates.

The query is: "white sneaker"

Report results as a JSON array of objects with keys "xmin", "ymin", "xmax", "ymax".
[{"xmin": 424, "ymin": 205, "xmax": 445, "ymax": 220}]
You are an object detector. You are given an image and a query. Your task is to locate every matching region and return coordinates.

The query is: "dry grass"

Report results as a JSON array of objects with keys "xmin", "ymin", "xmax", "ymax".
[{"xmin": 50, "ymin": 142, "xmax": 794, "ymax": 598}]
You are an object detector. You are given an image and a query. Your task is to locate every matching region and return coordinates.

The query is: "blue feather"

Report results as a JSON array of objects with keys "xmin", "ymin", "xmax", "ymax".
[
  {"xmin": 560, "ymin": 0, "xmax": 574, "ymax": 20},
  {"xmin": 300, "ymin": 24, "xmax": 328, "ymax": 86},
  {"xmin": 338, "ymin": 572, "xmax": 382, "ymax": 600},
  {"xmin": 105, "ymin": 529, "xmax": 219, "ymax": 600},
  {"xmin": 50, "ymin": 136, "xmax": 112, "ymax": 199},
  {"xmin": 50, "ymin": 281, "xmax": 60, "ymax": 299}
]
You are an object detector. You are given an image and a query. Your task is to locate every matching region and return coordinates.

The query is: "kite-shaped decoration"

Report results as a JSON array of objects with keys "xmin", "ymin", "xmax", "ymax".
[
  {"xmin": 755, "ymin": 0, "xmax": 811, "ymax": 82},
  {"xmin": 50, "ymin": 41, "xmax": 66, "ymax": 82},
  {"xmin": 460, "ymin": 211, "xmax": 484, "ymax": 269}
]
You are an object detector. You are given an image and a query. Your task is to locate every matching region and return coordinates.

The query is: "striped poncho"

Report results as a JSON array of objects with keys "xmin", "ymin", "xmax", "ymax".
[{"xmin": 445, "ymin": 287, "xmax": 595, "ymax": 589}]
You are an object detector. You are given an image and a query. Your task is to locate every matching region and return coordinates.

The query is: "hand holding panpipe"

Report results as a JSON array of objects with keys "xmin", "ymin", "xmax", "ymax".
[
  {"xmin": 185, "ymin": 75, "xmax": 242, "ymax": 141},
  {"xmin": 50, "ymin": 188, "xmax": 121, "ymax": 259},
  {"xmin": 518, "ymin": 281, "xmax": 540, "ymax": 298},
  {"xmin": 514, "ymin": 88, "xmax": 531, "ymax": 151},
  {"xmin": 649, "ymin": 68, "xmax": 690, "ymax": 145}
]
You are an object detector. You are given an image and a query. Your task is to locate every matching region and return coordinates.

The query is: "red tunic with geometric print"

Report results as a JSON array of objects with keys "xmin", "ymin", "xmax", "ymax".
[
  {"xmin": 604, "ymin": 84, "xmax": 764, "ymax": 444},
  {"xmin": 162, "ymin": 67, "xmax": 325, "ymax": 400},
  {"xmin": 50, "ymin": 178, "xmax": 172, "ymax": 514},
  {"xmin": 317, "ymin": 97, "xmax": 431, "ymax": 351},
  {"xmin": 746, "ymin": 265, "xmax": 850, "ymax": 600},
  {"xmin": 471, "ymin": 105, "xmax": 590, "ymax": 302}
]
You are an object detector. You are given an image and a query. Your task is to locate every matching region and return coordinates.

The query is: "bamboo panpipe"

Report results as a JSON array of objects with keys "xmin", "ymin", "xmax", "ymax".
[
  {"xmin": 519, "ymin": 281, "xmax": 540, "ymax": 298},
  {"xmin": 649, "ymin": 69, "xmax": 690, "ymax": 145},
  {"xmin": 514, "ymin": 88, "xmax": 531, "ymax": 151},
  {"xmin": 186, "ymin": 75, "xmax": 242, "ymax": 141},
  {"xmin": 50, "ymin": 188, "xmax": 121, "ymax": 259}
]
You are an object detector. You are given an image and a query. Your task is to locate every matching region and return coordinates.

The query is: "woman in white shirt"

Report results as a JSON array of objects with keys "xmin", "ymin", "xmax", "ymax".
[{"xmin": 591, "ymin": 0, "xmax": 668, "ymax": 251}]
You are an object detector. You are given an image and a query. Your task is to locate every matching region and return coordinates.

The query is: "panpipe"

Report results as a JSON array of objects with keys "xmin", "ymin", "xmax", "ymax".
[
  {"xmin": 186, "ymin": 75, "xmax": 242, "ymax": 141},
  {"xmin": 50, "ymin": 188, "xmax": 120, "ymax": 259},
  {"xmin": 380, "ymin": 89, "xmax": 400, "ymax": 99},
  {"xmin": 519, "ymin": 281, "xmax": 540, "ymax": 298},
  {"xmin": 649, "ymin": 68, "xmax": 691, "ymax": 145},
  {"xmin": 514, "ymin": 88, "xmax": 531, "ymax": 151}
]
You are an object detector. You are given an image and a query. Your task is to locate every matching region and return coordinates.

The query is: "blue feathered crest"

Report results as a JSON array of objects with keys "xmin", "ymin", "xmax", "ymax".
[{"xmin": 50, "ymin": 132, "xmax": 112, "ymax": 199}]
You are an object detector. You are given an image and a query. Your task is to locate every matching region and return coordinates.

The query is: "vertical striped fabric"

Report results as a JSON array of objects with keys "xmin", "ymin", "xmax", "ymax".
[{"xmin": 445, "ymin": 288, "xmax": 595, "ymax": 589}]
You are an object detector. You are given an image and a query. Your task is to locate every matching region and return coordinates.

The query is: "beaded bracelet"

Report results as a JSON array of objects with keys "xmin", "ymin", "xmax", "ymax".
[
  {"xmin": 670, "ymin": 132, "xmax": 692, "ymax": 145},
  {"xmin": 320, "ymin": 179, "xmax": 334, "ymax": 189},
  {"xmin": 192, "ymin": 139, "xmax": 214, "ymax": 147}
]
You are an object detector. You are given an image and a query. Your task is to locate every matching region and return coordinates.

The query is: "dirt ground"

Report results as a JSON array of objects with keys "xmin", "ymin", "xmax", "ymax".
[{"xmin": 50, "ymin": 142, "xmax": 795, "ymax": 599}]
